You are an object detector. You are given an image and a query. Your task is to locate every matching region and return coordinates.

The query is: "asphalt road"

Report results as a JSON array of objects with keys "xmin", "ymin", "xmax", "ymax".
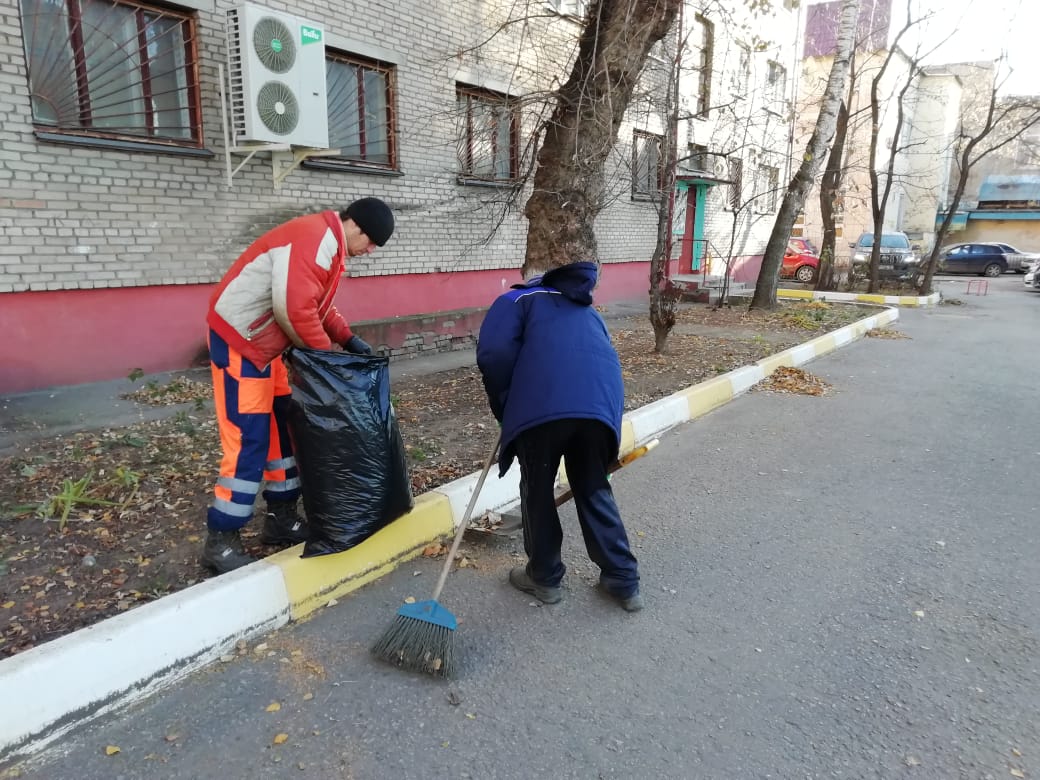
[{"xmin": 12, "ymin": 275, "xmax": 1040, "ymax": 779}]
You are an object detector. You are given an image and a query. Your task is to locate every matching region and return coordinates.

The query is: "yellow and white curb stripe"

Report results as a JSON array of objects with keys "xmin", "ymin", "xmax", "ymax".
[
  {"xmin": 0, "ymin": 303, "xmax": 904, "ymax": 761},
  {"xmin": 778, "ymin": 288, "xmax": 939, "ymax": 307}
]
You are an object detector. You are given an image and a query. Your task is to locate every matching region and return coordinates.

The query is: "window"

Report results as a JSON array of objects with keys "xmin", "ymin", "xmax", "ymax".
[
  {"xmin": 765, "ymin": 61, "xmax": 787, "ymax": 111},
  {"xmin": 632, "ymin": 130, "xmax": 663, "ymax": 200},
  {"xmin": 691, "ymin": 14, "xmax": 713, "ymax": 117},
  {"xmin": 731, "ymin": 43, "xmax": 750, "ymax": 98},
  {"xmin": 18, "ymin": 0, "xmax": 201, "ymax": 144},
  {"xmin": 760, "ymin": 164, "xmax": 779, "ymax": 211},
  {"xmin": 324, "ymin": 51, "xmax": 396, "ymax": 170},
  {"xmin": 686, "ymin": 142, "xmax": 709, "ymax": 173},
  {"xmin": 792, "ymin": 210, "xmax": 805, "ymax": 237},
  {"xmin": 546, "ymin": 0, "xmax": 586, "ymax": 18},
  {"xmin": 456, "ymin": 85, "xmax": 519, "ymax": 182},
  {"xmin": 728, "ymin": 157, "xmax": 743, "ymax": 210}
]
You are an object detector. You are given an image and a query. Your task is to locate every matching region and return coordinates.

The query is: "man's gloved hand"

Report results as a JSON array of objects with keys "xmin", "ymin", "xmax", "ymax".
[{"xmin": 343, "ymin": 334, "xmax": 373, "ymax": 355}]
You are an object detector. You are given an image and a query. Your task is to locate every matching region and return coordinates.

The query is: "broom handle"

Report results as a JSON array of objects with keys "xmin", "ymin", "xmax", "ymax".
[{"xmin": 431, "ymin": 433, "xmax": 501, "ymax": 602}]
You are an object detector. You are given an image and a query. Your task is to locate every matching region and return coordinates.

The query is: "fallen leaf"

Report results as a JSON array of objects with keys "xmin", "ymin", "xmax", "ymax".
[
  {"xmin": 1012, "ymin": 749, "xmax": 1022, "ymax": 757},
  {"xmin": 105, "ymin": 745, "xmax": 121, "ymax": 756},
  {"xmin": 447, "ymin": 691, "xmax": 461, "ymax": 706},
  {"xmin": 1, "ymin": 602, "xmax": 14, "ymax": 609},
  {"xmin": 465, "ymin": 713, "xmax": 476, "ymax": 720},
  {"xmin": 904, "ymin": 756, "xmax": 920, "ymax": 767},
  {"xmin": 266, "ymin": 702, "xmax": 281, "ymax": 712},
  {"xmin": 303, "ymin": 693, "xmax": 314, "ymax": 701},
  {"xmin": 1010, "ymin": 770, "xmax": 1024, "ymax": 778},
  {"xmin": 913, "ymin": 610, "xmax": 925, "ymax": 618},
  {"xmin": 273, "ymin": 733, "xmax": 288, "ymax": 745},
  {"xmin": 404, "ymin": 597, "xmax": 416, "ymax": 604},
  {"xmin": 164, "ymin": 734, "xmax": 179, "ymax": 743}
]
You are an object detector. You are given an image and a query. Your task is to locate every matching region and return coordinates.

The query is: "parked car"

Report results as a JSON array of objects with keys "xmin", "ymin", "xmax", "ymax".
[
  {"xmin": 1023, "ymin": 265, "xmax": 1037, "ymax": 288},
  {"xmin": 994, "ymin": 243, "xmax": 1040, "ymax": 273},
  {"xmin": 781, "ymin": 238, "xmax": 819, "ymax": 283},
  {"xmin": 938, "ymin": 243, "xmax": 1011, "ymax": 276},
  {"xmin": 850, "ymin": 231, "xmax": 919, "ymax": 279}
]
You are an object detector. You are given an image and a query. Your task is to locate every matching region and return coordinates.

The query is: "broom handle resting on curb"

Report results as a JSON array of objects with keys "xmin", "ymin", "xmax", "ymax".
[{"xmin": 431, "ymin": 433, "xmax": 501, "ymax": 601}]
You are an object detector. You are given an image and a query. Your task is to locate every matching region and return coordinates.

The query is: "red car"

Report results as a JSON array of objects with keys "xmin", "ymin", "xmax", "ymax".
[{"xmin": 781, "ymin": 238, "xmax": 819, "ymax": 283}]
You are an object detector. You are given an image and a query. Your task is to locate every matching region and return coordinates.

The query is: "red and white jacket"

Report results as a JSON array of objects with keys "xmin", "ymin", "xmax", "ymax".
[{"xmin": 207, "ymin": 211, "xmax": 354, "ymax": 369}]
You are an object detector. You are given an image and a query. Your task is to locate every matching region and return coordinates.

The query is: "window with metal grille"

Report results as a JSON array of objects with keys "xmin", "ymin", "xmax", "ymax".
[
  {"xmin": 456, "ymin": 85, "xmax": 519, "ymax": 183},
  {"xmin": 18, "ymin": 0, "xmax": 201, "ymax": 144},
  {"xmin": 691, "ymin": 14, "xmax": 713, "ymax": 117},
  {"xmin": 728, "ymin": 157, "xmax": 743, "ymax": 210},
  {"xmin": 632, "ymin": 130, "xmax": 663, "ymax": 200},
  {"xmin": 324, "ymin": 51, "xmax": 396, "ymax": 170}
]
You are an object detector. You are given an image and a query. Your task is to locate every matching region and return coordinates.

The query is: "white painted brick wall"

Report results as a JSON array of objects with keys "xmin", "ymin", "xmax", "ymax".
[{"xmin": 0, "ymin": 0, "xmax": 800, "ymax": 294}]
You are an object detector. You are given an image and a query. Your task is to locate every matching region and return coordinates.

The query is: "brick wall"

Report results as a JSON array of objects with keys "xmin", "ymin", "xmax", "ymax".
[{"xmin": 0, "ymin": 0, "xmax": 660, "ymax": 295}]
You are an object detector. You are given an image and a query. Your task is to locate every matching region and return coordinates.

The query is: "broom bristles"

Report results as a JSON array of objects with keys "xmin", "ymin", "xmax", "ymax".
[{"xmin": 372, "ymin": 613, "xmax": 457, "ymax": 678}]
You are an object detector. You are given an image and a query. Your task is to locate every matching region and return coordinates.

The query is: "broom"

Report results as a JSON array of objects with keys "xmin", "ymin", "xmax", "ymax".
[{"xmin": 371, "ymin": 434, "xmax": 500, "ymax": 678}]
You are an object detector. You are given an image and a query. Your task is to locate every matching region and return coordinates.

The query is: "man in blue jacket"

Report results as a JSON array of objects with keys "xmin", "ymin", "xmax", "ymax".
[{"xmin": 476, "ymin": 261, "xmax": 642, "ymax": 611}]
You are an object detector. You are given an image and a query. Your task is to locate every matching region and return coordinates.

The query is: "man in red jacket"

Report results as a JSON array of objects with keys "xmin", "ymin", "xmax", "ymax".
[{"xmin": 202, "ymin": 197, "xmax": 394, "ymax": 573}]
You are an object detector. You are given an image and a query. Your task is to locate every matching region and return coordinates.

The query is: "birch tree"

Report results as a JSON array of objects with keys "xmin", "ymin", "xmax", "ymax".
[{"xmin": 749, "ymin": 0, "xmax": 860, "ymax": 310}]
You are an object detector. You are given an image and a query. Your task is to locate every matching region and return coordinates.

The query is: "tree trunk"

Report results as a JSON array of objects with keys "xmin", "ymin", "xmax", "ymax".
[
  {"xmin": 649, "ymin": 13, "xmax": 682, "ymax": 354},
  {"xmin": 750, "ymin": 0, "xmax": 860, "ymax": 310},
  {"xmin": 816, "ymin": 99, "xmax": 850, "ymax": 292},
  {"xmin": 523, "ymin": 0, "xmax": 681, "ymax": 277}
]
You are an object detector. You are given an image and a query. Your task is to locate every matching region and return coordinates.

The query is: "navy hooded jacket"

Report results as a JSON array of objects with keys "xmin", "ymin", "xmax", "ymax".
[{"xmin": 476, "ymin": 262, "xmax": 624, "ymax": 476}]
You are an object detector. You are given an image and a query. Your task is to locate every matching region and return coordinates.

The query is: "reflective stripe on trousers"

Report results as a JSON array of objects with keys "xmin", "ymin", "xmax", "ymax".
[{"xmin": 207, "ymin": 329, "xmax": 301, "ymax": 532}]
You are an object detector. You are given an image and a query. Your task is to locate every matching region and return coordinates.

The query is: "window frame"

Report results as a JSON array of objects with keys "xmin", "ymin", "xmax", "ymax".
[
  {"xmin": 18, "ymin": 0, "xmax": 204, "ymax": 148},
  {"xmin": 727, "ymin": 157, "xmax": 743, "ymax": 211},
  {"xmin": 545, "ymin": 0, "xmax": 586, "ymax": 19},
  {"xmin": 731, "ymin": 43, "xmax": 750, "ymax": 99},
  {"xmin": 765, "ymin": 60, "xmax": 787, "ymax": 112},
  {"xmin": 692, "ymin": 14, "xmax": 714, "ymax": 118},
  {"xmin": 456, "ymin": 84, "xmax": 520, "ymax": 185},
  {"xmin": 632, "ymin": 130, "xmax": 664, "ymax": 201},
  {"xmin": 318, "ymin": 48, "xmax": 398, "ymax": 173}
]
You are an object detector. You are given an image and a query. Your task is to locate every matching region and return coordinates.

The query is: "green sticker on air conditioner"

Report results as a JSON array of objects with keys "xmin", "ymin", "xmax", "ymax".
[{"xmin": 300, "ymin": 25, "xmax": 322, "ymax": 44}]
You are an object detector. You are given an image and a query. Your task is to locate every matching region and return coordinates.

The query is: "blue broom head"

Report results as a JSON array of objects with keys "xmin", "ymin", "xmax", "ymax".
[{"xmin": 396, "ymin": 599, "xmax": 457, "ymax": 631}]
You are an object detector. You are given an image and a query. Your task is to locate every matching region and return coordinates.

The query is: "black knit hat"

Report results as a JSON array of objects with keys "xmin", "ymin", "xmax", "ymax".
[{"xmin": 342, "ymin": 197, "xmax": 394, "ymax": 246}]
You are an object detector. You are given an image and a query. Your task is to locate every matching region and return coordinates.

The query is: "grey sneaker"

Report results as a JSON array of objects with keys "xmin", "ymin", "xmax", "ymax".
[
  {"xmin": 599, "ymin": 578, "xmax": 644, "ymax": 612},
  {"xmin": 508, "ymin": 566, "xmax": 562, "ymax": 604}
]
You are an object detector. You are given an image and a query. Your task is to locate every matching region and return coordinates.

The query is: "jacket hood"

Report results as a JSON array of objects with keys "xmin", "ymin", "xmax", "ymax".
[{"xmin": 512, "ymin": 261, "xmax": 598, "ymax": 305}]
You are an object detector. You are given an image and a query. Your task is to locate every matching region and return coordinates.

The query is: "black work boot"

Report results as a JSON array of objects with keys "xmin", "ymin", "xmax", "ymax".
[
  {"xmin": 260, "ymin": 499, "xmax": 308, "ymax": 546},
  {"xmin": 200, "ymin": 529, "xmax": 256, "ymax": 574}
]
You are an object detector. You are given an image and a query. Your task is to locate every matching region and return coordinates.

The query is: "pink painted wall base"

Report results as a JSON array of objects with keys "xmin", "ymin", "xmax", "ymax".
[{"xmin": 0, "ymin": 261, "xmax": 662, "ymax": 394}]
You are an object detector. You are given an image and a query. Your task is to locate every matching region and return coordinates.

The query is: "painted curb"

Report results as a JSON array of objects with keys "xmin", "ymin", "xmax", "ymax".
[
  {"xmin": 778, "ymin": 288, "xmax": 940, "ymax": 307},
  {"xmin": 0, "ymin": 302, "xmax": 904, "ymax": 762}
]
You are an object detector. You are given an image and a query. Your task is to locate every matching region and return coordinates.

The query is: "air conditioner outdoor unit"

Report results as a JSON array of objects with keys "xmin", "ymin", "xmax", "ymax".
[{"xmin": 226, "ymin": 2, "xmax": 328, "ymax": 148}]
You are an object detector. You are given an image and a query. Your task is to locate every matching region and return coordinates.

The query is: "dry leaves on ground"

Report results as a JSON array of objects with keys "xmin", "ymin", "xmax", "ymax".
[
  {"xmin": 1, "ymin": 299, "xmax": 879, "ymax": 658},
  {"xmin": 867, "ymin": 327, "xmax": 911, "ymax": 340},
  {"xmin": 754, "ymin": 366, "xmax": 832, "ymax": 396}
]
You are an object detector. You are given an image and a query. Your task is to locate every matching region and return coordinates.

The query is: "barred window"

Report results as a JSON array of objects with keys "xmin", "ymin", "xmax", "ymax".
[
  {"xmin": 324, "ymin": 51, "xmax": 396, "ymax": 170},
  {"xmin": 632, "ymin": 130, "xmax": 663, "ymax": 200},
  {"xmin": 456, "ymin": 85, "xmax": 519, "ymax": 182},
  {"xmin": 18, "ymin": 0, "xmax": 201, "ymax": 144}
]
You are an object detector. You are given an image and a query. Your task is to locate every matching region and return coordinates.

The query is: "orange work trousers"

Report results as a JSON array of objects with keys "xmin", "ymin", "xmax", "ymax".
[{"xmin": 207, "ymin": 329, "xmax": 300, "ymax": 532}]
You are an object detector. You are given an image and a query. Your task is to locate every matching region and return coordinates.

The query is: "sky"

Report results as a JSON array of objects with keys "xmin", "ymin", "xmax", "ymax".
[{"xmin": 890, "ymin": 0, "xmax": 1037, "ymax": 95}]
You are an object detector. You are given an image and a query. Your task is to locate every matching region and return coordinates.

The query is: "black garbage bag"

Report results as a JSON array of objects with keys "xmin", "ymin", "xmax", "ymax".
[{"xmin": 285, "ymin": 348, "xmax": 413, "ymax": 557}]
